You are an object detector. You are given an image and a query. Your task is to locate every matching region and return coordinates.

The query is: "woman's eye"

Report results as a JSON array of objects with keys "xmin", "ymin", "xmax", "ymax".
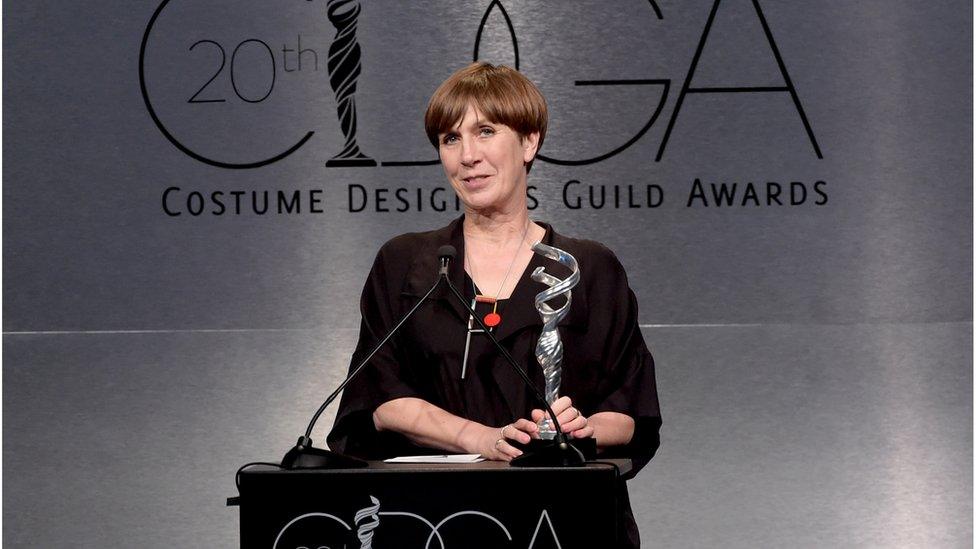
[
  {"xmin": 442, "ymin": 134, "xmax": 459, "ymax": 145},
  {"xmin": 479, "ymin": 127, "xmax": 496, "ymax": 136}
]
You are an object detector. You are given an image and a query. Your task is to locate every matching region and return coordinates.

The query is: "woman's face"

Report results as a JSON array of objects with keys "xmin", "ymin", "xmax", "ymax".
[{"xmin": 438, "ymin": 103, "xmax": 539, "ymax": 213}]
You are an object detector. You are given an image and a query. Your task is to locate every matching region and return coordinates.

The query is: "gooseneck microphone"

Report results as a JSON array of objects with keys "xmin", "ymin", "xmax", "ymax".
[
  {"xmin": 437, "ymin": 244, "xmax": 454, "ymax": 275},
  {"xmin": 436, "ymin": 245, "xmax": 585, "ymax": 467},
  {"xmin": 280, "ymin": 246, "xmax": 457, "ymax": 469}
]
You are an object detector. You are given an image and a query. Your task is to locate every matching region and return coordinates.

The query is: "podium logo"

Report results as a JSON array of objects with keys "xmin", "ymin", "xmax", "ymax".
[
  {"xmin": 140, "ymin": 0, "xmax": 822, "ymax": 170},
  {"xmin": 272, "ymin": 495, "xmax": 566, "ymax": 549}
]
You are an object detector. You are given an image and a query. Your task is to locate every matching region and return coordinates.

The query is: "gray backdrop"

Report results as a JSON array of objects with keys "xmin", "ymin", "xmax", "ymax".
[{"xmin": 3, "ymin": 0, "xmax": 972, "ymax": 547}]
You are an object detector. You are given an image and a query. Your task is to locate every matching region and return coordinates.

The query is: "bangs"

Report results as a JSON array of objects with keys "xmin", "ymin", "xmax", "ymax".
[{"xmin": 424, "ymin": 63, "xmax": 547, "ymax": 149}]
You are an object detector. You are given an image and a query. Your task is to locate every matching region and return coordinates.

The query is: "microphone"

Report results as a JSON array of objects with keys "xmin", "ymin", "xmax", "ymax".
[
  {"xmin": 437, "ymin": 257, "xmax": 585, "ymax": 467},
  {"xmin": 280, "ymin": 247, "xmax": 452, "ymax": 469},
  {"xmin": 437, "ymin": 244, "xmax": 456, "ymax": 276}
]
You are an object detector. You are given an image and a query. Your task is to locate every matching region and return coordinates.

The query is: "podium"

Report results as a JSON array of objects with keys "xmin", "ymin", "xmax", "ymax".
[{"xmin": 235, "ymin": 459, "xmax": 631, "ymax": 549}]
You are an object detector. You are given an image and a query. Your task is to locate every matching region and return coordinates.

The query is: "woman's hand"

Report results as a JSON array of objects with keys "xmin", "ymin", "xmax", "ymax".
[
  {"xmin": 530, "ymin": 396, "xmax": 595, "ymax": 439},
  {"xmin": 471, "ymin": 419, "xmax": 540, "ymax": 462}
]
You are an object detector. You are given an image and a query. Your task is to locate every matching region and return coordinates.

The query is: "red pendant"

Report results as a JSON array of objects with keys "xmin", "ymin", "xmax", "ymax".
[{"xmin": 483, "ymin": 312, "xmax": 502, "ymax": 327}]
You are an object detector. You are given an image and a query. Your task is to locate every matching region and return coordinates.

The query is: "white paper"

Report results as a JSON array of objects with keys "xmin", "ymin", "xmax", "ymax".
[{"xmin": 383, "ymin": 454, "xmax": 486, "ymax": 463}]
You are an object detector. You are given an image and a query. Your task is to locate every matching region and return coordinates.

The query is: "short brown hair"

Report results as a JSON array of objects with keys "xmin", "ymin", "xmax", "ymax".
[{"xmin": 425, "ymin": 63, "xmax": 548, "ymax": 161}]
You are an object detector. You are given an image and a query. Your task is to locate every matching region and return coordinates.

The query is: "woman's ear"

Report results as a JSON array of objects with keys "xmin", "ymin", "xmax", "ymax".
[{"xmin": 522, "ymin": 132, "xmax": 540, "ymax": 164}]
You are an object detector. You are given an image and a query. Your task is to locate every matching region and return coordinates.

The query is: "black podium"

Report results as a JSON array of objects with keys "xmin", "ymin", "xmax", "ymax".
[{"xmin": 235, "ymin": 459, "xmax": 630, "ymax": 549}]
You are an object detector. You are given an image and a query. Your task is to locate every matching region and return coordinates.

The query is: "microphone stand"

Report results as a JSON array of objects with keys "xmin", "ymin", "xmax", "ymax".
[
  {"xmin": 280, "ymin": 255, "xmax": 450, "ymax": 469},
  {"xmin": 440, "ymin": 271, "xmax": 585, "ymax": 467}
]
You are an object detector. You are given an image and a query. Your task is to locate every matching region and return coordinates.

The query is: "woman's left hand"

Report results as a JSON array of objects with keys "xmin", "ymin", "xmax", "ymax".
[{"xmin": 530, "ymin": 396, "xmax": 594, "ymax": 439}]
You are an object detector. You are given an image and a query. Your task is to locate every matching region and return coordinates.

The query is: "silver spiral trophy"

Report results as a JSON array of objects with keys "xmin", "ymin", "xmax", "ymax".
[{"xmin": 530, "ymin": 242, "xmax": 580, "ymax": 439}]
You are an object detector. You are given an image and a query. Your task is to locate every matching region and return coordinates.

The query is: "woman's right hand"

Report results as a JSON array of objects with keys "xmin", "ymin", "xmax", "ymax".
[{"xmin": 473, "ymin": 419, "xmax": 539, "ymax": 461}]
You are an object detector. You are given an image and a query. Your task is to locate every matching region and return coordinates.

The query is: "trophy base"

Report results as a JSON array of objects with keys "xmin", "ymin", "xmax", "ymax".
[{"xmin": 509, "ymin": 437, "xmax": 596, "ymax": 467}]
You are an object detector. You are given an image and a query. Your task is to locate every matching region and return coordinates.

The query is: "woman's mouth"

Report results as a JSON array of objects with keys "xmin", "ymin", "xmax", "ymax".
[{"xmin": 462, "ymin": 174, "xmax": 491, "ymax": 187}]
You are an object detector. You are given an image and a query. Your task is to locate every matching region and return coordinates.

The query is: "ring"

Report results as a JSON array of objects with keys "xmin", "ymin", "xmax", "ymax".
[
  {"xmin": 495, "ymin": 438, "xmax": 504, "ymax": 448},
  {"xmin": 573, "ymin": 408, "xmax": 581, "ymax": 420},
  {"xmin": 501, "ymin": 424, "xmax": 510, "ymax": 438}
]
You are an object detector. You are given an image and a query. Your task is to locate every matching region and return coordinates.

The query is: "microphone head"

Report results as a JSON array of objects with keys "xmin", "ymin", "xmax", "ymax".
[{"xmin": 437, "ymin": 245, "xmax": 457, "ymax": 261}]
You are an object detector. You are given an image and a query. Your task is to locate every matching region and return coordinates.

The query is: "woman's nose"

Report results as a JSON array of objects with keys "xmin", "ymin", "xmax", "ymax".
[{"xmin": 460, "ymin": 138, "xmax": 480, "ymax": 165}]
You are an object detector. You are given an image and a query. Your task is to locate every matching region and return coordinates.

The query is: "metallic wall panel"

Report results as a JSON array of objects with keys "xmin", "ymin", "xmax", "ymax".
[
  {"xmin": 643, "ymin": 323, "xmax": 972, "ymax": 548},
  {"xmin": 3, "ymin": 0, "xmax": 972, "ymax": 547}
]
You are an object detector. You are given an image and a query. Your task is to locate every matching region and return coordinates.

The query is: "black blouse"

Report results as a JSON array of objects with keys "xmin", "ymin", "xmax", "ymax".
[{"xmin": 327, "ymin": 216, "xmax": 661, "ymax": 475}]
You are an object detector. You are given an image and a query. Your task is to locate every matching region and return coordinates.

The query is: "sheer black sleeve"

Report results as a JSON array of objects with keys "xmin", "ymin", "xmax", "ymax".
[
  {"xmin": 326, "ymin": 240, "xmax": 424, "ymax": 459},
  {"xmin": 583, "ymin": 245, "xmax": 662, "ymax": 477}
]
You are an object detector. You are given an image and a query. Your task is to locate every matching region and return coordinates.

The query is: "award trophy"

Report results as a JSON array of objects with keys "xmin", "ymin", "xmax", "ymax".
[{"xmin": 530, "ymin": 242, "xmax": 580, "ymax": 439}]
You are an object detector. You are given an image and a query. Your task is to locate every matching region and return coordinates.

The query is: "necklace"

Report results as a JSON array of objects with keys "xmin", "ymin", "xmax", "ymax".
[
  {"xmin": 460, "ymin": 219, "xmax": 531, "ymax": 380},
  {"xmin": 463, "ymin": 219, "xmax": 531, "ymax": 329}
]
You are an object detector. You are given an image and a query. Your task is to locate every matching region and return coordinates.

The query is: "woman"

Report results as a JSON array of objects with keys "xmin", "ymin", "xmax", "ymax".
[{"xmin": 328, "ymin": 62, "xmax": 660, "ymax": 547}]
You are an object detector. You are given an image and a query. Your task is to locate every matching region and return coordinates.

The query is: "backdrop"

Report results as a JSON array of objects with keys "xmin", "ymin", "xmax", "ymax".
[{"xmin": 4, "ymin": 0, "xmax": 972, "ymax": 546}]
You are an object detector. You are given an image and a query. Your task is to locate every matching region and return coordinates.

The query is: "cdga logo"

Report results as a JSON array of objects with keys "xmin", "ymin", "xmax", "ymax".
[
  {"xmin": 271, "ymin": 496, "xmax": 569, "ymax": 549},
  {"xmin": 140, "ymin": 0, "xmax": 822, "ymax": 170}
]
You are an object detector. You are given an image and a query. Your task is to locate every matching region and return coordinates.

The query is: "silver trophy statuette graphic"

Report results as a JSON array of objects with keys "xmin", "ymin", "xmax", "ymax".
[
  {"xmin": 530, "ymin": 242, "xmax": 580, "ymax": 439},
  {"xmin": 354, "ymin": 495, "xmax": 381, "ymax": 549}
]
